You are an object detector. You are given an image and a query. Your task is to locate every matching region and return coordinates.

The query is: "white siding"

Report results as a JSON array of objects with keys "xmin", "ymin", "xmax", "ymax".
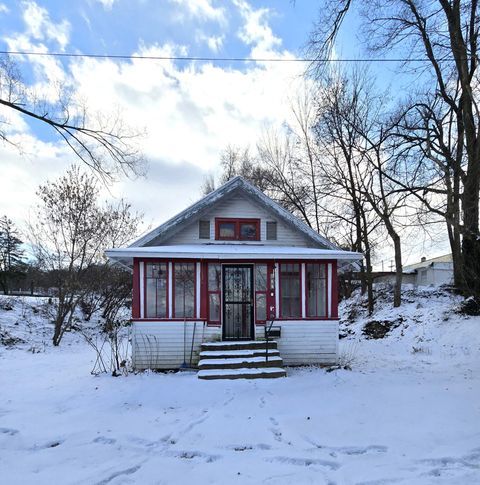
[
  {"xmin": 132, "ymin": 320, "xmax": 338, "ymax": 369},
  {"xmin": 263, "ymin": 320, "xmax": 338, "ymax": 365},
  {"xmin": 161, "ymin": 194, "xmax": 313, "ymax": 247},
  {"xmin": 132, "ymin": 321, "xmax": 221, "ymax": 370}
]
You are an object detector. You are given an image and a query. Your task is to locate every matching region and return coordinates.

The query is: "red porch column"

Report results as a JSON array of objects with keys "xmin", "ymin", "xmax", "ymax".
[
  {"xmin": 331, "ymin": 260, "xmax": 338, "ymax": 318},
  {"xmin": 132, "ymin": 258, "xmax": 140, "ymax": 319}
]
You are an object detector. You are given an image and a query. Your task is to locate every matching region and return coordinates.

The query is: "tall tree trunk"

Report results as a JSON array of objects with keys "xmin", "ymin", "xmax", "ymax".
[{"xmin": 392, "ymin": 234, "xmax": 402, "ymax": 307}]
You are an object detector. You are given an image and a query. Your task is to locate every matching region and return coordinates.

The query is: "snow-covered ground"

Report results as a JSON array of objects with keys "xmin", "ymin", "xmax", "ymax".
[{"xmin": 1, "ymin": 289, "xmax": 479, "ymax": 485}]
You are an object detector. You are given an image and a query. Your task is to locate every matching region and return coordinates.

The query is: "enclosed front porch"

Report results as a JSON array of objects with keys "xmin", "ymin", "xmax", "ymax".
[{"xmin": 105, "ymin": 244, "xmax": 360, "ymax": 369}]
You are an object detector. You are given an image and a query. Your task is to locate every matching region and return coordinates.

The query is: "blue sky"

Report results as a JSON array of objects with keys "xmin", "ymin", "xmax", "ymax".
[{"xmin": 0, "ymin": 0, "xmax": 448, "ymax": 263}]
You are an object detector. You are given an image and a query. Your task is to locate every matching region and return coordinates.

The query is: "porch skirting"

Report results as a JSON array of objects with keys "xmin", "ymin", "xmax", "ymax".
[{"xmin": 131, "ymin": 320, "xmax": 338, "ymax": 370}]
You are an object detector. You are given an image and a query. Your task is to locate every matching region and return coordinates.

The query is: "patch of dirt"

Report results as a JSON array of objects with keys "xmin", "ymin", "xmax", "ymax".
[
  {"xmin": 0, "ymin": 328, "xmax": 25, "ymax": 347},
  {"xmin": 363, "ymin": 317, "xmax": 404, "ymax": 339},
  {"xmin": 457, "ymin": 297, "xmax": 480, "ymax": 316}
]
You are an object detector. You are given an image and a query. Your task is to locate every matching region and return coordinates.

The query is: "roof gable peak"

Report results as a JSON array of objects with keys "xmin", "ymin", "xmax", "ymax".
[{"xmin": 130, "ymin": 176, "xmax": 339, "ymax": 250}]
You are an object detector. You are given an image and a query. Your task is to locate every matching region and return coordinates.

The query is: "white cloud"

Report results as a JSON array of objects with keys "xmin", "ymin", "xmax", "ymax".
[
  {"xmin": 0, "ymin": 3, "xmax": 9, "ymax": 14},
  {"xmin": 95, "ymin": 0, "xmax": 116, "ymax": 10},
  {"xmin": 21, "ymin": 1, "xmax": 70, "ymax": 50},
  {"xmin": 170, "ymin": 0, "xmax": 226, "ymax": 25},
  {"xmin": 195, "ymin": 31, "xmax": 224, "ymax": 52},
  {"xmin": 233, "ymin": 0, "xmax": 282, "ymax": 57},
  {"xmin": 1, "ymin": 1, "xmax": 305, "ymax": 230}
]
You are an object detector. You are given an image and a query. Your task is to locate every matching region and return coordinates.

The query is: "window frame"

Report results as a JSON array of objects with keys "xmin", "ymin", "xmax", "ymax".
[
  {"xmin": 215, "ymin": 218, "xmax": 261, "ymax": 241},
  {"xmin": 305, "ymin": 262, "xmax": 328, "ymax": 318},
  {"xmin": 207, "ymin": 263, "xmax": 221, "ymax": 324},
  {"xmin": 279, "ymin": 262, "xmax": 302, "ymax": 319},
  {"xmin": 254, "ymin": 263, "xmax": 269, "ymax": 324},
  {"xmin": 144, "ymin": 261, "xmax": 169, "ymax": 319},
  {"xmin": 172, "ymin": 262, "xmax": 197, "ymax": 319}
]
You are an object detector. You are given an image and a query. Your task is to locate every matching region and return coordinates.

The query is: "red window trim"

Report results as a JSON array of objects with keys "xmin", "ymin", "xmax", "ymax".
[
  {"xmin": 172, "ymin": 261, "xmax": 197, "ymax": 319},
  {"xmin": 278, "ymin": 262, "xmax": 302, "ymax": 319},
  {"xmin": 215, "ymin": 218, "xmax": 260, "ymax": 241},
  {"xmin": 144, "ymin": 260, "xmax": 169, "ymax": 319},
  {"xmin": 138, "ymin": 258, "xmax": 338, "ymax": 323},
  {"xmin": 305, "ymin": 262, "xmax": 328, "ymax": 318},
  {"xmin": 254, "ymin": 263, "xmax": 269, "ymax": 324},
  {"xmin": 206, "ymin": 262, "xmax": 221, "ymax": 325}
]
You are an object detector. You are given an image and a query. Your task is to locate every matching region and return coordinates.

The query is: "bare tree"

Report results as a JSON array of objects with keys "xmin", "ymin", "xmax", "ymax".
[
  {"xmin": 313, "ymin": 68, "xmax": 384, "ymax": 311},
  {"xmin": 0, "ymin": 55, "xmax": 145, "ymax": 181},
  {"xmin": 30, "ymin": 166, "xmax": 142, "ymax": 345},
  {"xmin": 306, "ymin": 0, "xmax": 480, "ymax": 297}
]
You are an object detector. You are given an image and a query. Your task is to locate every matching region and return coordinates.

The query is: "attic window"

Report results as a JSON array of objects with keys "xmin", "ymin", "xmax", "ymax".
[
  {"xmin": 266, "ymin": 221, "xmax": 277, "ymax": 240},
  {"xmin": 199, "ymin": 220, "xmax": 210, "ymax": 239},
  {"xmin": 215, "ymin": 218, "xmax": 260, "ymax": 241}
]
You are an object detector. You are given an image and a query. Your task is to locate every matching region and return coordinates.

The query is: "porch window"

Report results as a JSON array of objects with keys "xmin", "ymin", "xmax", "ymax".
[
  {"xmin": 145, "ymin": 262, "xmax": 168, "ymax": 318},
  {"xmin": 215, "ymin": 218, "xmax": 260, "ymax": 241},
  {"xmin": 173, "ymin": 263, "xmax": 196, "ymax": 318},
  {"xmin": 279, "ymin": 263, "xmax": 301, "ymax": 318},
  {"xmin": 306, "ymin": 263, "xmax": 327, "ymax": 317},
  {"xmin": 255, "ymin": 264, "xmax": 268, "ymax": 323},
  {"xmin": 207, "ymin": 263, "xmax": 221, "ymax": 323}
]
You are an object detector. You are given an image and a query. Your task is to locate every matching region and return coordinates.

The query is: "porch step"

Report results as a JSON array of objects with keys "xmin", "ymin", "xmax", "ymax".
[
  {"xmin": 197, "ymin": 340, "xmax": 286, "ymax": 380},
  {"xmin": 198, "ymin": 367, "xmax": 287, "ymax": 380},
  {"xmin": 201, "ymin": 340, "xmax": 277, "ymax": 352},
  {"xmin": 199, "ymin": 348, "xmax": 280, "ymax": 360},
  {"xmin": 198, "ymin": 355, "xmax": 283, "ymax": 370}
]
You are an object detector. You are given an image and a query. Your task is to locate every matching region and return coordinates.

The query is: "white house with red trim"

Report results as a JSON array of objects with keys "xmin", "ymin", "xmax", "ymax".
[{"xmin": 106, "ymin": 176, "xmax": 362, "ymax": 373}]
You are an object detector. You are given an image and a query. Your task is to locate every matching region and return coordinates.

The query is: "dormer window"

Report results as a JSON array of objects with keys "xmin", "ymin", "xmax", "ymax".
[{"xmin": 215, "ymin": 218, "xmax": 260, "ymax": 241}]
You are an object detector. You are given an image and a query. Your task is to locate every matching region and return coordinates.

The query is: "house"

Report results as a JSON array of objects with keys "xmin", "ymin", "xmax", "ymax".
[
  {"xmin": 371, "ymin": 254, "xmax": 453, "ymax": 287},
  {"xmin": 403, "ymin": 254, "xmax": 453, "ymax": 286},
  {"xmin": 106, "ymin": 176, "xmax": 362, "ymax": 376}
]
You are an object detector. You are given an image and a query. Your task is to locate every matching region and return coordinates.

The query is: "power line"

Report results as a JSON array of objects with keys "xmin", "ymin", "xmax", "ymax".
[{"xmin": 0, "ymin": 50, "xmax": 440, "ymax": 63}]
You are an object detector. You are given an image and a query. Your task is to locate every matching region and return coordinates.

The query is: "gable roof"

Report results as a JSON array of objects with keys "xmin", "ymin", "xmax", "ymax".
[{"xmin": 131, "ymin": 176, "xmax": 340, "ymax": 250}]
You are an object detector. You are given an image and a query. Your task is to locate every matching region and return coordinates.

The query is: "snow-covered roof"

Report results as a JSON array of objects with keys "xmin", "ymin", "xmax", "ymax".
[
  {"xmin": 130, "ymin": 176, "xmax": 340, "ymax": 250},
  {"xmin": 106, "ymin": 244, "xmax": 362, "ymax": 262},
  {"xmin": 404, "ymin": 253, "xmax": 453, "ymax": 271}
]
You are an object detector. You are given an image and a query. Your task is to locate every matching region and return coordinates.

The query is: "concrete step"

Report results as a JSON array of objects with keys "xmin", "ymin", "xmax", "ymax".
[
  {"xmin": 201, "ymin": 340, "xmax": 277, "ymax": 352},
  {"xmin": 198, "ymin": 355, "xmax": 283, "ymax": 370},
  {"xmin": 199, "ymin": 348, "xmax": 280, "ymax": 360},
  {"xmin": 198, "ymin": 367, "xmax": 287, "ymax": 380}
]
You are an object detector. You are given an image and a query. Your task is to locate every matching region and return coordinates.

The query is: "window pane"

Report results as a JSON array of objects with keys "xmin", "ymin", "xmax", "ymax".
[
  {"xmin": 306, "ymin": 264, "xmax": 326, "ymax": 317},
  {"xmin": 209, "ymin": 293, "xmax": 220, "ymax": 321},
  {"xmin": 255, "ymin": 264, "xmax": 267, "ymax": 291},
  {"xmin": 208, "ymin": 263, "xmax": 221, "ymax": 290},
  {"xmin": 156, "ymin": 278, "xmax": 167, "ymax": 318},
  {"xmin": 256, "ymin": 293, "xmax": 266, "ymax": 321},
  {"xmin": 280, "ymin": 263, "xmax": 301, "ymax": 318},
  {"xmin": 175, "ymin": 263, "xmax": 195, "ymax": 318},
  {"xmin": 240, "ymin": 222, "xmax": 257, "ymax": 240},
  {"xmin": 219, "ymin": 222, "xmax": 235, "ymax": 238},
  {"xmin": 145, "ymin": 263, "xmax": 167, "ymax": 318},
  {"xmin": 146, "ymin": 278, "xmax": 157, "ymax": 318}
]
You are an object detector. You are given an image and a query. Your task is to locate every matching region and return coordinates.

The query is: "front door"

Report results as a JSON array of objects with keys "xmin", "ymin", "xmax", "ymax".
[{"xmin": 222, "ymin": 265, "xmax": 254, "ymax": 340}]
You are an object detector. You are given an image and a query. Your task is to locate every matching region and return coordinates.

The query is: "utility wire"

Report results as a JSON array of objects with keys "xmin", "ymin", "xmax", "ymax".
[{"xmin": 0, "ymin": 50, "xmax": 444, "ymax": 63}]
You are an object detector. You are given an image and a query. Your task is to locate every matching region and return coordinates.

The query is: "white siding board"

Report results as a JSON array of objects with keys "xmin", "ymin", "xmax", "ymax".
[
  {"xmin": 162, "ymin": 194, "xmax": 313, "ymax": 247},
  {"xmin": 275, "ymin": 321, "xmax": 338, "ymax": 365},
  {"xmin": 132, "ymin": 322, "xmax": 220, "ymax": 370}
]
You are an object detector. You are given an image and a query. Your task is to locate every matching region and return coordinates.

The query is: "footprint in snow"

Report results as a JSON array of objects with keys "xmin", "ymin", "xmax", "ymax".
[
  {"xmin": 267, "ymin": 456, "xmax": 340, "ymax": 470},
  {"xmin": 31, "ymin": 439, "xmax": 64, "ymax": 450},
  {"xmin": 95, "ymin": 464, "xmax": 142, "ymax": 485},
  {"xmin": 93, "ymin": 436, "xmax": 116, "ymax": 445},
  {"xmin": 0, "ymin": 427, "xmax": 19, "ymax": 436}
]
